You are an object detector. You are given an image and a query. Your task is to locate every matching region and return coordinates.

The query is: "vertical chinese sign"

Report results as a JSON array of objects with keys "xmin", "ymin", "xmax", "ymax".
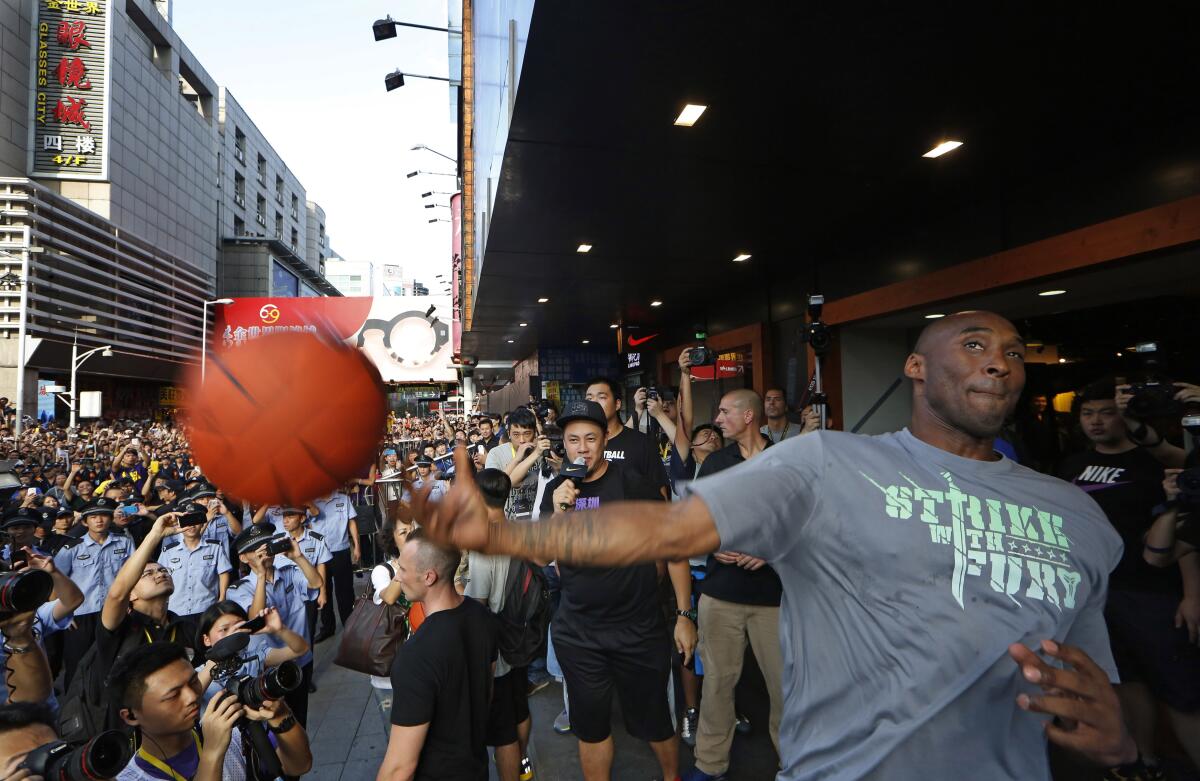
[{"xmin": 27, "ymin": 0, "xmax": 111, "ymax": 181}]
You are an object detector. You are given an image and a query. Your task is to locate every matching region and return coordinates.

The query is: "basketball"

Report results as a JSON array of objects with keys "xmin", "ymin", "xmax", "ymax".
[{"xmin": 182, "ymin": 332, "xmax": 386, "ymax": 506}]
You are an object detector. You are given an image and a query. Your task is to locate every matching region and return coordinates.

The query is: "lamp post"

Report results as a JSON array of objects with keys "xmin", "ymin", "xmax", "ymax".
[
  {"xmin": 0, "ymin": 246, "xmax": 43, "ymax": 438},
  {"xmin": 201, "ymin": 299, "xmax": 235, "ymax": 384},
  {"xmin": 66, "ymin": 331, "xmax": 113, "ymax": 429}
]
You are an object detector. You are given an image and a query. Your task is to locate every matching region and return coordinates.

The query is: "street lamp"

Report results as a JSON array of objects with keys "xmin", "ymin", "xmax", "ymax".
[
  {"xmin": 61, "ymin": 332, "xmax": 113, "ymax": 429},
  {"xmin": 428, "ymin": 218, "xmax": 451, "ymax": 223},
  {"xmin": 384, "ymin": 69, "xmax": 451, "ymax": 92},
  {"xmin": 372, "ymin": 16, "xmax": 462, "ymax": 40},
  {"xmin": 201, "ymin": 298, "xmax": 235, "ymax": 384},
  {"xmin": 407, "ymin": 170, "xmax": 457, "ymax": 178},
  {"xmin": 0, "ymin": 246, "xmax": 44, "ymax": 437},
  {"xmin": 411, "ymin": 144, "xmax": 457, "ymax": 165},
  {"xmin": 421, "ymin": 191, "xmax": 457, "ymax": 198}
]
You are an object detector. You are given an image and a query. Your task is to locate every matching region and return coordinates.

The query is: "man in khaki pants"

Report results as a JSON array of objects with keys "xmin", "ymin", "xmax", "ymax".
[{"xmin": 684, "ymin": 389, "xmax": 785, "ymax": 781}]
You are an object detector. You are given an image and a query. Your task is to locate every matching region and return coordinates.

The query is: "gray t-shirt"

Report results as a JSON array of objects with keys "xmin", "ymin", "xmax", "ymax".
[
  {"xmin": 686, "ymin": 428, "xmax": 1121, "ymax": 781},
  {"xmin": 465, "ymin": 551, "xmax": 513, "ymax": 677}
]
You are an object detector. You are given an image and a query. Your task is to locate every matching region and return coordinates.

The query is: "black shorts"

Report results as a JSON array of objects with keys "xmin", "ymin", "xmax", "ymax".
[
  {"xmin": 485, "ymin": 667, "xmax": 530, "ymax": 747},
  {"xmin": 1106, "ymin": 588, "xmax": 1200, "ymax": 712},
  {"xmin": 554, "ymin": 636, "xmax": 674, "ymax": 744}
]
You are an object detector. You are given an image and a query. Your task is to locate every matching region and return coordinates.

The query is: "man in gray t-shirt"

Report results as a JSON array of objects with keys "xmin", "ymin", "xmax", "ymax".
[{"xmin": 417, "ymin": 311, "xmax": 1139, "ymax": 780}]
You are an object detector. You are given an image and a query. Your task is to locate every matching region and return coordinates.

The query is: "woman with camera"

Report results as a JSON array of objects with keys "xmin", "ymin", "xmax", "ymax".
[{"xmin": 194, "ymin": 603, "xmax": 310, "ymax": 709}]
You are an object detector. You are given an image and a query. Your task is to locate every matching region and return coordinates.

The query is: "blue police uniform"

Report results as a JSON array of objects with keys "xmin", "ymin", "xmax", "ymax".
[
  {"xmin": 225, "ymin": 563, "xmax": 313, "ymax": 669},
  {"xmin": 53, "ymin": 531, "xmax": 134, "ymax": 616},
  {"xmin": 312, "ymin": 493, "xmax": 356, "ymax": 553},
  {"xmin": 158, "ymin": 537, "xmax": 232, "ymax": 619},
  {"xmin": 312, "ymin": 492, "xmax": 357, "ymax": 636},
  {"xmin": 272, "ymin": 529, "xmax": 331, "ymax": 602}
]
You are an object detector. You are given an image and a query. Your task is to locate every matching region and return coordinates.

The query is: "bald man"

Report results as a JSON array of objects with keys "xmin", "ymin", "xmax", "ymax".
[
  {"xmin": 415, "ymin": 311, "xmax": 1137, "ymax": 780},
  {"xmin": 687, "ymin": 388, "xmax": 787, "ymax": 779}
]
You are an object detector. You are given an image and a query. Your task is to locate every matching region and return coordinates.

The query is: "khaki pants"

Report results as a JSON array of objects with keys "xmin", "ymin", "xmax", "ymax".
[{"xmin": 694, "ymin": 595, "xmax": 784, "ymax": 775}]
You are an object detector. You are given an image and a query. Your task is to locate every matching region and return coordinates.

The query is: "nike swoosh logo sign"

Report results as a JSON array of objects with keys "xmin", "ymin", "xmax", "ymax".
[{"xmin": 628, "ymin": 334, "xmax": 659, "ymax": 347}]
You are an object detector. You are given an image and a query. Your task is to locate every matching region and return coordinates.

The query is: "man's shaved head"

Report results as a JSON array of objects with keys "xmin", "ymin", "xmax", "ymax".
[
  {"xmin": 905, "ymin": 311, "xmax": 1026, "ymax": 444},
  {"xmin": 715, "ymin": 389, "xmax": 764, "ymax": 441},
  {"xmin": 726, "ymin": 389, "xmax": 765, "ymax": 422}
]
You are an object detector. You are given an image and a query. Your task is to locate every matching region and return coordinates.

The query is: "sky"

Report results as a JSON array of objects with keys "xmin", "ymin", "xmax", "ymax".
[{"xmin": 173, "ymin": 0, "xmax": 457, "ymax": 290}]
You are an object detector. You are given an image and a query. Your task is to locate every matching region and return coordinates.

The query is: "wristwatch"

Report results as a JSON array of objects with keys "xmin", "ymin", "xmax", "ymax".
[
  {"xmin": 1, "ymin": 641, "xmax": 33, "ymax": 654},
  {"xmin": 676, "ymin": 608, "xmax": 697, "ymax": 622},
  {"xmin": 268, "ymin": 715, "xmax": 298, "ymax": 735}
]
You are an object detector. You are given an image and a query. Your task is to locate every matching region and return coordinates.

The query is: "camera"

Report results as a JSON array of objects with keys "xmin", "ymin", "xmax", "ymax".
[
  {"xmin": 0, "ymin": 568, "xmax": 53, "ymax": 617},
  {"xmin": 177, "ymin": 510, "xmax": 207, "ymax": 528},
  {"xmin": 1125, "ymin": 381, "xmax": 1181, "ymax": 419},
  {"xmin": 266, "ymin": 536, "xmax": 293, "ymax": 556},
  {"xmin": 208, "ymin": 632, "xmax": 302, "ymax": 710},
  {"xmin": 19, "ymin": 731, "xmax": 132, "ymax": 781},
  {"xmin": 801, "ymin": 294, "xmax": 832, "ymax": 355},
  {"xmin": 686, "ymin": 347, "xmax": 717, "ymax": 367},
  {"xmin": 1177, "ymin": 468, "xmax": 1200, "ymax": 507}
]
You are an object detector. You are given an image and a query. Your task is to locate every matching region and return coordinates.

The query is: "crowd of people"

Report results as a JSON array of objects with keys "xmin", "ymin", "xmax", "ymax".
[{"xmin": 1, "ymin": 311, "xmax": 1199, "ymax": 781}]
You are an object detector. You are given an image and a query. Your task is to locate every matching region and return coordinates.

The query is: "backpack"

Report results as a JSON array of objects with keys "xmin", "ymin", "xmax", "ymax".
[
  {"xmin": 494, "ymin": 559, "xmax": 550, "ymax": 668},
  {"xmin": 58, "ymin": 642, "xmax": 127, "ymax": 742}
]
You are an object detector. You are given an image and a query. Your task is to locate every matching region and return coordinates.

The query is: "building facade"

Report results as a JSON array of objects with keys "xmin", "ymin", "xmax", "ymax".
[{"xmin": 324, "ymin": 258, "xmax": 374, "ymax": 297}]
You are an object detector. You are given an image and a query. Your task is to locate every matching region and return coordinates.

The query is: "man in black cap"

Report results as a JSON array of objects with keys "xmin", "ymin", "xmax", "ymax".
[
  {"xmin": 150, "ymin": 478, "xmax": 184, "ymax": 515},
  {"xmin": 52, "ymin": 496, "xmax": 134, "ymax": 687},
  {"xmin": 1, "ymin": 508, "xmax": 53, "ymax": 564},
  {"xmin": 534, "ymin": 400, "xmax": 694, "ymax": 781},
  {"xmin": 227, "ymin": 522, "xmax": 322, "ymax": 725},
  {"xmin": 403, "ymin": 456, "xmax": 447, "ymax": 505}
]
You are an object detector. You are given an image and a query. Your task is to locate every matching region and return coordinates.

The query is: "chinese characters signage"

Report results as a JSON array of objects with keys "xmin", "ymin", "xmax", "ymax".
[{"xmin": 28, "ymin": 0, "xmax": 111, "ymax": 180}]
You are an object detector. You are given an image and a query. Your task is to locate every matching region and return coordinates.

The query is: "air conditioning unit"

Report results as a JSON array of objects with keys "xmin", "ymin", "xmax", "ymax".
[
  {"xmin": 234, "ymin": 194, "xmax": 245, "ymax": 208},
  {"xmin": 256, "ymin": 214, "xmax": 266, "ymax": 227},
  {"xmin": 233, "ymin": 147, "xmax": 245, "ymax": 163}
]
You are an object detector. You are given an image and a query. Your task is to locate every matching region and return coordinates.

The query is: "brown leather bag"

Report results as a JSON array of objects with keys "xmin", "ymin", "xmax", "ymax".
[{"xmin": 333, "ymin": 564, "xmax": 409, "ymax": 676}]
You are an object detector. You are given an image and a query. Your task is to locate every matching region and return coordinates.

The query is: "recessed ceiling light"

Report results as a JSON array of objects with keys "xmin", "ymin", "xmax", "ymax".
[
  {"xmin": 733, "ymin": 253, "xmax": 751, "ymax": 262},
  {"xmin": 1116, "ymin": 352, "xmax": 1123, "ymax": 357},
  {"xmin": 576, "ymin": 244, "xmax": 592, "ymax": 253},
  {"xmin": 537, "ymin": 297, "xmax": 549, "ymax": 303},
  {"xmin": 506, "ymin": 339, "xmax": 514, "ymax": 344},
  {"xmin": 924, "ymin": 313, "xmax": 945, "ymax": 319},
  {"xmin": 519, "ymin": 323, "xmax": 527, "ymax": 327},
  {"xmin": 650, "ymin": 300, "xmax": 663, "ymax": 307},
  {"xmin": 1057, "ymin": 358, "xmax": 1066, "ymax": 364},
  {"xmin": 922, "ymin": 140, "xmax": 963, "ymax": 158},
  {"xmin": 609, "ymin": 323, "xmax": 618, "ymax": 329},
  {"xmin": 1038, "ymin": 289, "xmax": 1066, "ymax": 297},
  {"xmin": 581, "ymin": 339, "xmax": 590, "ymax": 344},
  {"xmin": 674, "ymin": 104, "xmax": 707, "ymax": 127}
]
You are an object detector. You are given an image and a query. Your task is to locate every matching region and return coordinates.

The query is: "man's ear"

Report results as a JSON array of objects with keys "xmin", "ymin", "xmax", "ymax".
[
  {"xmin": 904, "ymin": 353, "xmax": 924, "ymax": 382},
  {"xmin": 119, "ymin": 707, "xmax": 138, "ymax": 727}
]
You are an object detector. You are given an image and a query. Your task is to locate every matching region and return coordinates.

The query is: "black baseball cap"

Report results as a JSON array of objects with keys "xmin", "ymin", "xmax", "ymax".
[
  {"xmin": 159, "ymin": 479, "xmax": 184, "ymax": 493},
  {"xmin": 556, "ymin": 400, "xmax": 607, "ymax": 431},
  {"xmin": 234, "ymin": 523, "xmax": 275, "ymax": 554},
  {"xmin": 1, "ymin": 508, "xmax": 39, "ymax": 529}
]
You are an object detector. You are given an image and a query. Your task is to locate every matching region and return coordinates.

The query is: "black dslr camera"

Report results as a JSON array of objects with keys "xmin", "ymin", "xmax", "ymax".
[
  {"xmin": 686, "ymin": 347, "xmax": 717, "ymax": 367},
  {"xmin": 266, "ymin": 536, "xmax": 294, "ymax": 556},
  {"xmin": 1125, "ymin": 343, "xmax": 1182, "ymax": 419},
  {"xmin": 0, "ymin": 567, "xmax": 53, "ymax": 619},
  {"xmin": 19, "ymin": 731, "xmax": 132, "ymax": 781}
]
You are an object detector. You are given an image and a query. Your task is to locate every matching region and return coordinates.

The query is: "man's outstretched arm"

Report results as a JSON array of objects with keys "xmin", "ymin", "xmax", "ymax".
[{"xmin": 414, "ymin": 447, "xmax": 721, "ymax": 566}]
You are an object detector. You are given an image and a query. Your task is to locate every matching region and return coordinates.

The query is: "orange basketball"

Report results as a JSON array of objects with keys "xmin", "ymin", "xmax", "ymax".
[{"xmin": 183, "ymin": 332, "xmax": 386, "ymax": 506}]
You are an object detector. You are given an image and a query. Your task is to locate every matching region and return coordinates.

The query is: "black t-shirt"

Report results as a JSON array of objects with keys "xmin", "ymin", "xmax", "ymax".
[
  {"xmin": 539, "ymin": 462, "xmax": 666, "ymax": 648},
  {"xmin": 1059, "ymin": 447, "xmax": 1174, "ymax": 593},
  {"xmin": 696, "ymin": 441, "xmax": 784, "ymax": 607},
  {"xmin": 604, "ymin": 427, "xmax": 669, "ymax": 498},
  {"xmin": 390, "ymin": 598, "xmax": 497, "ymax": 781},
  {"xmin": 91, "ymin": 609, "xmax": 195, "ymax": 722}
]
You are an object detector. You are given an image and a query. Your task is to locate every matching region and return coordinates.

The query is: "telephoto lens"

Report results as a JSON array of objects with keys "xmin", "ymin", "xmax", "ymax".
[
  {"xmin": 235, "ymin": 660, "xmax": 302, "ymax": 709},
  {"xmin": 19, "ymin": 730, "xmax": 133, "ymax": 781},
  {"xmin": 0, "ymin": 568, "xmax": 53, "ymax": 616}
]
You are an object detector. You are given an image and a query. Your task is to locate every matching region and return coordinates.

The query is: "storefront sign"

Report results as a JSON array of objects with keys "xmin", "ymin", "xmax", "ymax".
[
  {"xmin": 689, "ymin": 352, "xmax": 744, "ymax": 381},
  {"xmin": 28, "ymin": 0, "xmax": 111, "ymax": 180},
  {"xmin": 213, "ymin": 296, "xmax": 457, "ymax": 383},
  {"xmin": 627, "ymin": 352, "xmax": 641, "ymax": 369},
  {"xmin": 158, "ymin": 386, "xmax": 183, "ymax": 407}
]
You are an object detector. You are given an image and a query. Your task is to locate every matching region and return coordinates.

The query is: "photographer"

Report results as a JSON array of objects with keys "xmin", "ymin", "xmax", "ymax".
[
  {"xmin": 484, "ymin": 407, "xmax": 554, "ymax": 520},
  {"xmin": 0, "ymin": 612, "xmax": 52, "ymax": 707},
  {"xmin": 1116, "ymin": 381, "xmax": 1200, "ymax": 468},
  {"xmin": 157, "ymin": 502, "xmax": 234, "ymax": 626},
  {"xmin": 226, "ymin": 524, "xmax": 321, "ymax": 726},
  {"xmin": 1145, "ymin": 469, "xmax": 1200, "ymax": 567},
  {"xmin": 109, "ymin": 642, "xmax": 310, "ymax": 781},
  {"xmin": 195, "ymin": 603, "xmax": 309, "ymax": 709}
]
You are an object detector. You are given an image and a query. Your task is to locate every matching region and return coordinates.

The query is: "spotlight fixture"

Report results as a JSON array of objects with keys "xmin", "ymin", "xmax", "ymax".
[
  {"xmin": 650, "ymin": 300, "xmax": 663, "ymax": 307},
  {"xmin": 674, "ymin": 104, "xmax": 707, "ymax": 127},
  {"xmin": 576, "ymin": 244, "xmax": 592, "ymax": 253},
  {"xmin": 922, "ymin": 140, "xmax": 963, "ymax": 158},
  {"xmin": 384, "ymin": 69, "xmax": 405, "ymax": 92},
  {"xmin": 733, "ymin": 253, "xmax": 751, "ymax": 262},
  {"xmin": 373, "ymin": 15, "xmax": 397, "ymax": 41},
  {"xmin": 924, "ymin": 313, "xmax": 945, "ymax": 319},
  {"xmin": 1038, "ymin": 289, "xmax": 1067, "ymax": 297}
]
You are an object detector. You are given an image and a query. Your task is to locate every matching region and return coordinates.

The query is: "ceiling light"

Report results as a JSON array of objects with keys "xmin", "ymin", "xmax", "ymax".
[
  {"xmin": 1038, "ymin": 289, "xmax": 1067, "ymax": 297},
  {"xmin": 506, "ymin": 339, "xmax": 514, "ymax": 344},
  {"xmin": 1116, "ymin": 352, "xmax": 1123, "ymax": 357},
  {"xmin": 609, "ymin": 323, "xmax": 618, "ymax": 329},
  {"xmin": 674, "ymin": 104, "xmax": 707, "ymax": 127},
  {"xmin": 576, "ymin": 244, "xmax": 592, "ymax": 253},
  {"xmin": 922, "ymin": 140, "xmax": 963, "ymax": 158},
  {"xmin": 519, "ymin": 323, "xmax": 527, "ymax": 327},
  {"xmin": 581, "ymin": 339, "xmax": 590, "ymax": 344},
  {"xmin": 650, "ymin": 300, "xmax": 663, "ymax": 307},
  {"xmin": 1057, "ymin": 358, "xmax": 1066, "ymax": 364},
  {"xmin": 924, "ymin": 313, "xmax": 945, "ymax": 319},
  {"xmin": 733, "ymin": 253, "xmax": 751, "ymax": 262},
  {"xmin": 537, "ymin": 297, "xmax": 549, "ymax": 303}
]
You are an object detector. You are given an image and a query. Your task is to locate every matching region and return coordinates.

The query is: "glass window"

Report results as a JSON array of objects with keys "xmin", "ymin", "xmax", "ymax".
[{"xmin": 271, "ymin": 259, "xmax": 299, "ymax": 296}]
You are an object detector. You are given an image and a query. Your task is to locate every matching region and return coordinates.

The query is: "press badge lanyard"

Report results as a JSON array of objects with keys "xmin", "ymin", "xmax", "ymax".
[
  {"xmin": 136, "ymin": 731, "xmax": 202, "ymax": 781},
  {"xmin": 143, "ymin": 625, "xmax": 178, "ymax": 645}
]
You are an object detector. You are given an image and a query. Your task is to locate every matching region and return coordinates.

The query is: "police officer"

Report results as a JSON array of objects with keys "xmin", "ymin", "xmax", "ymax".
[
  {"xmin": 157, "ymin": 500, "xmax": 233, "ymax": 625},
  {"xmin": 185, "ymin": 482, "xmax": 242, "ymax": 551},
  {"xmin": 1, "ymin": 508, "xmax": 53, "ymax": 564},
  {"xmin": 311, "ymin": 488, "xmax": 359, "ymax": 642},
  {"xmin": 51, "ymin": 496, "xmax": 134, "ymax": 687},
  {"xmin": 274, "ymin": 506, "xmax": 332, "ymax": 693},
  {"xmin": 150, "ymin": 478, "xmax": 184, "ymax": 515},
  {"xmin": 226, "ymin": 523, "xmax": 322, "ymax": 726}
]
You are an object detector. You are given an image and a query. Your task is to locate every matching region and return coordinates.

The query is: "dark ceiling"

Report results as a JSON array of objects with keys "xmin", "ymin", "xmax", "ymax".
[{"xmin": 464, "ymin": 1, "xmax": 1200, "ymax": 361}]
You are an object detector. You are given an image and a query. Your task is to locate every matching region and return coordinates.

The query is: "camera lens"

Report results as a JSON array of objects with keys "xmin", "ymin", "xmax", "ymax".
[
  {"xmin": 0, "ymin": 569, "xmax": 53, "ymax": 613},
  {"xmin": 78, "ymin": 731, "xmax": 133, "ymax": 780},
  {"xmin": 239, "ymin": 660, "xmax": 302, "ymax": 708}
]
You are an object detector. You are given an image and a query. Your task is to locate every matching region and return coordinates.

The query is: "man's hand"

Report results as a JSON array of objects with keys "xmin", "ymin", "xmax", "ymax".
[
  {"xmin": 552, "ymin": 480, "xmax": 579, "ymax": 512},
  {"xmin": 254, "ymin": 606, "xmax": 284, "ymax": 635},
  {"xmin": 153, "ymin": 511, "xmax": 183, "ymax": 538},
  {"xmin": 243, "ymin": 696, "xmax": 290, "ymax": 725},
  {"xmin": 317, "ymin": 589, "xmax": 328, "ymax": 610},
  {"xmin": 20, "ymin": 547, "xmax": 54, "ymax": 574},
  {"xmin": 674, "ymin": 615, "xmax": 697, "ymax": 665},
  {"xmin": 1176, "ymin": 596, "xmax": 1200, "ymax": 645},
  {"xmin": 712, "ymin": 551, "xmax": 742, "ymax": 565},
  {"xmin": 201, "ymin": 690, "xmax": 243, "ymax": 756},
  {"xmin": 734, "ymin": 553, "xmax": 766, "ymax": 571},
  {"xmin": 285, "ymin": 536, "xmax": 304, "ymax": 561},
  {"xmin": 1009, "ymin": 640, "xmax": 1137, "ymax": 767},
  {"xmin": 409, "ymin": 447, "xmax": 492, "ymax": 552},
  {"xmin": 632, "ymin": 387, "xmax": 648, "ymax": 413},
  {"xmin": 1174, "ymin": 382, "xmax": 1200, "ymax": 406},
  {"xmin": 1163, "ymin": 468, "xmax": 1182, "ymax": 502},
  {"xmin": 800, "ymin": 406, "xmax": 821, "ymax": 434},
  {"xmin": 678, "ymin": 349, "xmax": 693, "ymax": 372},
  {"xmin": 351, "ymin": 544, "xmax": 361, "ymax": 566},
  {"xmin": 646, "ymin": 396, "xmax": 664, "ymax": 419}
]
